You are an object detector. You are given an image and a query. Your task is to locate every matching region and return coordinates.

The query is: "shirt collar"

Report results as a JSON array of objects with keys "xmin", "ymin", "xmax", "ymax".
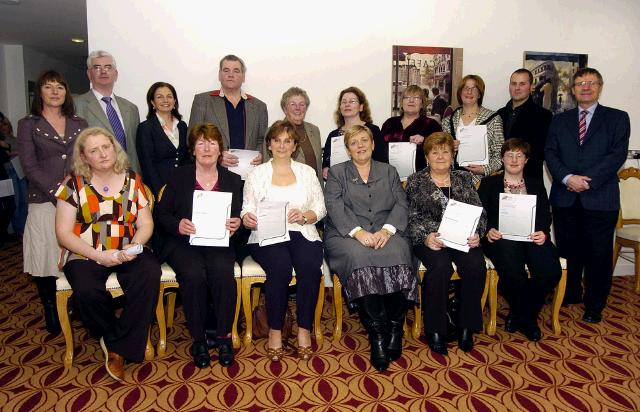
[
  {"xmin": 211, "ymin": 88, "xmax": 249, "ymax": 100},
  {"xmin": 579, "ymin": 102, "xmax": 598, "ymax": 115},
  {"xmin": 155, "ymin": 112, "xmax": 178, "ymax": 129},
  {"xmin": 92, "ymin": 89, "xmax": 116, "ymax": 101}
]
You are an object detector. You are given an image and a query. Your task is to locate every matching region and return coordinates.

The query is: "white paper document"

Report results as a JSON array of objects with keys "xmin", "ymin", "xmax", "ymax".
[
  {"xmin": 227, "ymin": 149, "xmax": 259, "ymax": 180},
  {"xmin": 388, "ymin": 142, "xmax": 416, "ymax": 181},
  {"xmin": 437, "ymin": 199, "xmax": 483, "ymax": 252},
  {"xmin": 0, "ymin": 179, "xmax": 14, "ymax": 197},
  {"xmin": 457, "ymin": 125, "xmax": 488, "ymax": 166},
  {"xmin": 499, "ymin": 193, "xmax": 536, "ymax": 242},
  {"xmin": 329, "ymin": 136, "xmax": 350, "ymax": 167},
  {"xmin": 257, "ymin": 200, "xmax": 290, "ymax": 246},
  {"xmin": 10, "ymin": 157, "xmax": 24, "ymax": 179},
  {"xmin": 189, "ymin": 190, "xmax": 232, "ymax": 247}
]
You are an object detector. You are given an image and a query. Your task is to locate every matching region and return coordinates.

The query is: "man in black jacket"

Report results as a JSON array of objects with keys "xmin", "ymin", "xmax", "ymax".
[{"xmin": 498, "ymin": 69, "xmax": 552, "ymax": 178}]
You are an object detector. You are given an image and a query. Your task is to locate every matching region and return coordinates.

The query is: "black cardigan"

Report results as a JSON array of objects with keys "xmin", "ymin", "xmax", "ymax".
[
  {"xmin": 477, "ymin": 172, "xmax": 552, "ymax": 235},
  {"xmin": 154, "ymin": 163, "xmax": 243, "ymax": 262}
]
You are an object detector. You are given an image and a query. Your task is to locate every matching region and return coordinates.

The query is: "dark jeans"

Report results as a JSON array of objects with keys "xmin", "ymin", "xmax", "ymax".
[
  {"xmin": 553, "ymin": 198, "xmax": 618, "ymax": 313},
  {"xmin": 414, "ymin": 244, "xmax": 486, "ymax": 334},
  {"xmin": 249, "ymin": 231, "xmax": 322, "ymax": 330},
  {"xmin": 166, "ymin": 243, "xmax": 236, "ymax": 341},
  {"xmin": 63, "ymin": 249, "xmax": 161, "ymax": 362}
]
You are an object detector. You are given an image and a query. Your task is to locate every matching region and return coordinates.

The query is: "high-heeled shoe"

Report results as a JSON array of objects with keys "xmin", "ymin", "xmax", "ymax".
[
  {"xmin": 458, "ymin": 328, "xmax": 474, "ymax": 353},
  {"xmin": 297, "ymin": 345, "xmax": 313, "ymax": 360},
  {"xmin": 266, "ymin": 347, "xmax": 284, "ymax": 362},
  {"xmin": 426, "ymin": 332, "xmax": 448, "ymax": 356}
]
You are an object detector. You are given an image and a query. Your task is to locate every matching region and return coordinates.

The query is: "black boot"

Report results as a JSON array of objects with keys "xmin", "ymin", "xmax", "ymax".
[
  {"xmin": 458, "ymin": 328, "xmax": 474, "ymax": 352},
  {"xmin": 34, "ymin": 276, "xmax": 61, "ymax": 335},
  {"xmin": 357, "ymin": 295, "xmax": 390, "ymax": 372},
  {"xmin": 384, "ymin": 292, "xmax": 407, "ymax": 362}
]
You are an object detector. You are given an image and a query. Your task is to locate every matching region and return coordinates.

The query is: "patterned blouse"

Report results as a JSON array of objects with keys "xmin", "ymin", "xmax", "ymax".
[{"xmin": 55, "ymin": 170, "xmax": 149, "ymax": 263}]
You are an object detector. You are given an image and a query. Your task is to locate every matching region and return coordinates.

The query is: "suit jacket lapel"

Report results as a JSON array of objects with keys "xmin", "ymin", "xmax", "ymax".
[
  {"xmin": 582, "ymin": 105, "xmax": 604, "ymax": 145},
  {"xmin": 304, "ymin": 121, "xmax": 320, "ymax": 159},
  {"xmin": 245, "ymin": 99, "xmax": 256, "ymax": 149},
  {"xmin": 115, "ymin": 96, "xmax": 132, "ymax": 138},
  {"xmin": 87, "ymin": 97, "xmax": 113, "ymax": 132},
  {"xmin": 212, "ymin": 97, "xmax": 230, "ymax": 144},
  {"xmin": 564, "ymin": 108, "xmax": 580, "ymax": 147}
]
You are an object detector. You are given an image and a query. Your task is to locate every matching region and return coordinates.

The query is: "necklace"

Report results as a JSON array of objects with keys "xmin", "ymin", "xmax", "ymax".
[
  {"xmin": 462, "ymin": 111, "xmax": 478, "ymax": 118},
  {"xmin": 504, "ymin": 177, "xmax": 525, "ymax": 194},
  {"xmin": 430, "ymin": 174, "xmax": 452, "ymax": 198}
]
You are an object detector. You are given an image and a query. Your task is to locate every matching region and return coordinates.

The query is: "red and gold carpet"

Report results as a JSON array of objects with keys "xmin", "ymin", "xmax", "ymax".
[{"xmin": 1, "ymin": 240, "xmax": 639, "ymax": 411}]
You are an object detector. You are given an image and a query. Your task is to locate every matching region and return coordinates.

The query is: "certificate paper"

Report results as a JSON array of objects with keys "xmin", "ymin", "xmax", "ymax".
[
  {"xmin": 257, "ymin": 200, "xmax": 290, "ymax": 246},
  {"xmin": 227, "ymin": 149, "xmax": 259, "ymax": 180},
  {"xmin": 10, "ymin": 157, "xmax": 24, "ymax": 179},
  {"xmin": 388, "ymin": 142, "xmax": 416, "ymax": 181},
  {"xmin": 0, "ymin": 179, "xmax": 14, "ymax": 197},
  {"xmin": 329, "ymin": 136, "xmax": 350, "ymax": 167},
  {"xmin": 499, "ymin": 193, "xmax": 536, "ymax": 242},
  {"xmin": 437, "ymin": 199, "xmax": 483, "ymax": 253},
  {"xmin": 189, "ymin": 191, "xmax": 232, "ymax": 247},
  {"xmin": 457, "ymin": 125, "xmax": 488, "ymax": 166}
]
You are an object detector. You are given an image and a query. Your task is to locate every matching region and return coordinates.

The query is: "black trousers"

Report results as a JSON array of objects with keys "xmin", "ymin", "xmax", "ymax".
[
  {"xmin": 414, "ymin": 244, "xmax": 486, "ymax": 334},
  {"xmin": 63, "ymin": 249, "xmax": 161, "ymax": 362},
  {"xmin": 483, "ymin": 238, "xmax": 561, "ymax": 326},
  {"xmin": 249, "ymin": 231, "xmax": 322, "ymax": 330},
  {"xmin": 166, "ymin": 243, "xmax": 236, "ymax": 341},
  {"xmin": 553, "ymin": 198, "xmax": 618, "ymax": 313}
]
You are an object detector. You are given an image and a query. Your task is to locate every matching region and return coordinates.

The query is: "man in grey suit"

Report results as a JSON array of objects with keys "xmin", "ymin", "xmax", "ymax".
[
  {"xmin": 189, "ymin": 54, "xmax": 267, "ymax": 168},
  {"xmin": 74, "ymin": 50, "xmax": 140, "ymax": 173}
]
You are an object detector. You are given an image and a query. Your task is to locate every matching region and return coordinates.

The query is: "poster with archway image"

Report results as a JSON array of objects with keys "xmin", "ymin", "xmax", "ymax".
[
  {"xmin": 391, "ymin": 46, "xmax": 463, "ymax": 122},
  {"xmin": 523, "ymin": 51, "xmax": 588, "ymax": 114}
]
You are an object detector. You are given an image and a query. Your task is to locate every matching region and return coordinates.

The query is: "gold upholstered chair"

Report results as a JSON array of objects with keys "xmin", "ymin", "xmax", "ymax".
[{"xmin": 613, "ymin": 167, "xmax": 640, "ymax": 294}]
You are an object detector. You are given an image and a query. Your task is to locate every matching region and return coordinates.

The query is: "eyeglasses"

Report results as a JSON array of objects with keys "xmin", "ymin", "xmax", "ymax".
[
  {"xmin": 462, "ymin": 86, "xmax": 478, "ymax": 93},
  {"xmin": 403, "ymin": 96, "xmax": 421, "ymax": 101},
  {"xmin": 91, "ymin": 65, "xmax": 114, "ymax": 73},
  {"xmin": 574, "ymin": 80, "xmax": 601, "ymax": 88},
  {"xmin": 504, "ymin": 153, "xmax": 525, "ymax": 161},
  {"xmin": 341, "ymin": 99, "xmax": 359, "ymax": 105}
]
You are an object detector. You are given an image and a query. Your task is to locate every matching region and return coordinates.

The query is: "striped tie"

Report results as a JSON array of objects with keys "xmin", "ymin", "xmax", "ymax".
[
  {"xmin": 578, "ymin": 110, "xmax": 588, "ymax": 145},
  {"xmin": 101, "ymin": 96, "xmax": 127, "ymax": 150}
]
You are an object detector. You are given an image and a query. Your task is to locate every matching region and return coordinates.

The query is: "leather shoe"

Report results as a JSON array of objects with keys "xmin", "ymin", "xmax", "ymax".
[
  {"xmin": 100, "ymin": 337, "xmax": 124, "ymax": 381},
  {"xmin": 504, "ymin": 313, "xmax": 519, "ymax": 333},
  {"xmin": 562, "ymin": 294, "xmax": 583, "ymax": 306},
  {"xmin": 217, "ymin": 339, "xmax": 234, "ymax": 367},
  {"xmin": 458, "ymin": 328, "xmax": 474, "ymax": 353},
  {"xmin": 582, "ymin": 311, "xmax": 602, "ymax": 324},
  {"xmin": 519, "ymin": 324, "xmax": 542, "ymax": 342},
  {"xmin": 191, "ymin": 341, "xmax": 211, "ymax": 369},
  {"xmin": 426, "ymin": 332, "xmax": 448, "ymax": 356}
]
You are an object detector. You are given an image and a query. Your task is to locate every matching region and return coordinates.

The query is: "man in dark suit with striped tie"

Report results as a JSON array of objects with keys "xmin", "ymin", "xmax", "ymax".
[{"xmin": 545, "ymin": 68, "xmax": 630, "ymax": 323}]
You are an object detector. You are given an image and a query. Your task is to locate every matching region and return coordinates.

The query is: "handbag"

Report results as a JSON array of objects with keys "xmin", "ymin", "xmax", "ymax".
[{"xmin": 252, "ymin": 303, "xmax": 294, "ymax": 340}]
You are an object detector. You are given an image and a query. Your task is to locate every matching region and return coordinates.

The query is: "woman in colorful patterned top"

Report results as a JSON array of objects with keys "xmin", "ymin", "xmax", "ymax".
[{"xmin": 55, "ymin": 127, "xmax": 161, "ymax": 382}]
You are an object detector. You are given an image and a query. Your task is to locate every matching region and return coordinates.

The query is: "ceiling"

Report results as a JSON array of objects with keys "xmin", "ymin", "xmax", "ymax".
[{"xmin": 0, "ymin": 0, "xmax": 88, "ymax": 68}]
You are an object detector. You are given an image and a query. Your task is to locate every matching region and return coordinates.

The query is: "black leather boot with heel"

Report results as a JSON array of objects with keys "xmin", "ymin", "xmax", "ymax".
[{"xmin": 357, "ymin": 294, "xmax": 390, "ymax": 372}]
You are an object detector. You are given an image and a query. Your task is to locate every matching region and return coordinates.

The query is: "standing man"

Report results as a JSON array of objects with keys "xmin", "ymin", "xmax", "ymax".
[
  {"xmin": 545, "ymin": 68, "xmax": 630, "ymax": 323},
  {"xmin": 189, "ymin": 55, "xmax": 267, "ymax": 167},
  {"xmin": 75, "ymin": 50, "xmax": 140, "ymax": 173},
  {"xmin": 498, "ymin": 69, "xmax": 552, "ymax": 178},
  {"xmin": 430, "ymin": 87, "xmax": 447, "ymax": 120}
]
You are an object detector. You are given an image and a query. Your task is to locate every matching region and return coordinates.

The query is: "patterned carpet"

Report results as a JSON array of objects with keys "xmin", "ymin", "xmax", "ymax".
[{"xmin": 1, "ymin": 239, "xmax": 639, "ymax": 412}]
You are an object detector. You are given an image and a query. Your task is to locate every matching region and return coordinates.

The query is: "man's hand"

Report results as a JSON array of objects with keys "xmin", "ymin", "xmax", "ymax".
[
  {"xmin": 566, "ymin": 175, "xmax": 591, "ymax": 192},
  {"xmin": 220, "ymin": 150, "xmax": 239, "ymax": 168},
  {"xmin": 250, "ymin": 152, "xmax": 263, "ymax": 165}
]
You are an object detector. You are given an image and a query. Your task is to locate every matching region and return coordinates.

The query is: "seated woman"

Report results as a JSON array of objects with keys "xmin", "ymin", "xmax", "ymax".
[
  {"xmin": 55, "ymin": 127, "xmax": 161, "ymax": 382},
  {"xmin": 241, "ymin": 120, "xmax": 326, "ymax": 362},
  {"xmin": 406, "ymin": 132, "xmax": 487, "ymax": 356},
  {"xmin": 155, "ymin": 124, "xmax": 242, "ymax": 368},
  {"xmin": 324, "ymin": 125, "xmax": 417, "ymax": 372},
  {"xmin": 478, "ymin": 138, "xmax": 561, "ymax": 341}
]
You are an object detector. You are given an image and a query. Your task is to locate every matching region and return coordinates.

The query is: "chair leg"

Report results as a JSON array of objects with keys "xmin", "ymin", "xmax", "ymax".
[
  {"xmin": 166, "ymin": 292, "xmax": 177, "ymax": 330},
  {"xmin": 314, "ymin": 278, "xmax": 324, "ymax": 345},
  {"xmin": 412, "ymin": 270, "xmax": 425, "ymax": 339},
  {"xmin": 635, "ymin": 246, "xmax": 640, "ymax": 294},
  {"xmin": 332, "ymin": 275, "xmax": 343, "ymax": 342},
  {"xmin": 156, "ymin": 286, "xmax": 167, "ymax": 356},
  {"xmin": 232, "ymin": 278, "xmax": 242, "ymax": 349},
  {"xmin": 552, "ymin": 268, "xmax": 568, "ymax": 335},
  {"xmin": 484, "ymin": 269, "xmax": 498, "ymax": 336},
  {"xmin": 144, "ymin": 328, "xmax": 155, "ymax": 360},
  {"xmin": 242, "ymin": 279, "xmax": 256, "ymax": 346},
  {"xmin": 251, "ymin": 286, "xmax": 261, "ymax": 311},
  {"xmin": 57, "ymin": 290, "xmax": 74, "ymax": 369},
  {"xmin": 612, "ymin": 240, "xmax": 622, "ymax": 272}
]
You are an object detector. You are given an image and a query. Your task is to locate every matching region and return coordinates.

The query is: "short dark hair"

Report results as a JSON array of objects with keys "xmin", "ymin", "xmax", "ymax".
[
  {"xmin": 219, "ymin": 54, "xmax": 246, "ymax": 73},
  {"xmin": 456, "ymin": 74, "xmax": 485, "ymax": 106},
  {"xmin": 511, "ymin": 68, "xmax": 533, "ymax": 85},
  {"xmin": 501, "ymin": 138, "xmax": 531, "ymax": 158},
  {"xmin": 265, "ymin": 119, "xmax": 299, "ymax": 149},
  {"xmin": 572, "ymin": 67, "xmax": 603, "ymax": 85},
  {"xmin": 431, "ymin": 87, "xmax": 440, "ymax": 95},
  {"xmin": 188, "ymin": 123, "xmax": 225, "ymax": 158},
  {"xmin": 145, "ymin": 82, "xmax": 182, "ymax": 120},
  {"xmin": 31, "ymin": 70, "xmax": 75, "ymax": 117}
]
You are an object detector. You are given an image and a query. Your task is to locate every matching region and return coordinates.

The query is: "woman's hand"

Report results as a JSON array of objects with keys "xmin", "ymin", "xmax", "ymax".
[
  {"xmin": 409, "ymin": 134, "xmax": 425, "ymax": 145},
  {"xmin": 467, "ymin": 233, "xmax": 480, "ymax": 248},
  {"xmin": 530, "ymin": 231, "xmax": 546, "ymax": 246},
  {"xmin": 372, "ymin": 230, "xmax": 391, "ymax": 249},
  {"xmin": 354, "ymin": 230, "xmax": 376, "ymax": 248},
  {"xmin": 95, "ymin": 249, "xmax": 132, "ymax": 267},
  {"xmin": 226, "ymin": 217, "xmax": 241, "ymax": 236},
  {"xmin": 425, "ymin": 232, "xmax": 445, "ymax": 251},
  {"xmin": 288, "ymin": 208, "xmax": 305, "ymax": 225},
  {"xmin": 486, "ymin": 228, "xmax": 502, "ymax": 243},
  {"xmin": 322, "ymin": 167, "xmax": 329, "ymax": 181},
  {"xmin": 464, "ymin": 165, "xmax": 485, "ymax": 175},
  {"xmin": 242, "ymin": 212, "xmax": 258, "ymax": 229},
  {"xmin": 178, "ymin": 218, "xmax": 196, "ymax": 236}
]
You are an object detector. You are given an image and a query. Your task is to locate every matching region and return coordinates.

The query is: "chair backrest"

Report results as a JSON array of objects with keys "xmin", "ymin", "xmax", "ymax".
[
  {"xmin": 618, "ymin": 167, "xmax": 640, "ymax": 224},
  {"xmin": 143, "ymin": 183, "xmax": 155, "ymax": 213}
]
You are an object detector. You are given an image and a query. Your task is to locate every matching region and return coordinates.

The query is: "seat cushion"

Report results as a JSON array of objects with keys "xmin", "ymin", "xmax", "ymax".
[
  {"xmin": 617, "ymin": 226, "xmax": 640, "ymax": 242},
  {"xmin": 56, "ymin": 271, "xmax": 121, "ymax": 291}
]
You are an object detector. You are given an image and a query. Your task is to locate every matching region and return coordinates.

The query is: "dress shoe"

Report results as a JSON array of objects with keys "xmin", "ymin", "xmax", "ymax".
[
  {"xmin": 504, "ymin": 313, "xmax": 519, "ymax": 333},
  {"xmin": 582, "ymin": 311, "xmax": 602, "ymax": 324},
  {"xmin": 205, "ymin": 329, "xmax": 218, "ymax": 349},
  {"xmin": 297, "ymin": 345, "xmax": 313, "ymax": 361},
  {"xmin": 458, "ymin": 328, "xmax": 474, "ymax": 353},
  {"xmin": 191, "ymin": 341, "xmax": 211, "ymax": 369},
  {"xmin": 266, "ymin": 347, "xmax": 284, "ymax": 362},
  {"xmin": 100, "ymin": 337, "xmax": 124, "ymax": 381},
  {"xmin": 519, "ymin": 324, "xmax": 542, "ymax": 342},
  {"xmin": 217, "ymin": 339, "xmax": 234, "ymax": 367},
  {"xmin": 562, "ymin": 294, "xmax": 583, "ymax": 306},
  {"xmin": 426, "ymin": 332, "xmax": 448, "ymax": 356}
]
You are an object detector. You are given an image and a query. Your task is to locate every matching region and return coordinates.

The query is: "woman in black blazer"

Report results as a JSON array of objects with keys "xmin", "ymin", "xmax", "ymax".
[
  {"xmin": 477, "ymin": 139, "xmax": 561, "ymax": 342},
  {"xmin": 136, "ymin": 82, "xmax": 189, "ymax": 194},
  {"xmin": 155, "ymin": 124, "xmax": 242, "ymax": 369}
]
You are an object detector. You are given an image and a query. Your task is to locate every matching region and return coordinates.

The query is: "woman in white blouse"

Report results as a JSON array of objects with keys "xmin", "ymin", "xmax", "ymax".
[
  {"xmin": 136, "ymin": 82, "xmax": 190, "ymax": 195},
  {"xmin": 241, "ymin": 120, "xmax": 326, "ymax": 362}
]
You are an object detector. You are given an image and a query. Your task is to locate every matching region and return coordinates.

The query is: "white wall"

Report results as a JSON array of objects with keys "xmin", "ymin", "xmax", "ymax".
[
  {"xmin": 87, "ymin": 0, "xmax": 639, "ymax": 148},
  {"xmin": 0, "ymin": 44, "xmax": 27, "ymax": 128}
]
